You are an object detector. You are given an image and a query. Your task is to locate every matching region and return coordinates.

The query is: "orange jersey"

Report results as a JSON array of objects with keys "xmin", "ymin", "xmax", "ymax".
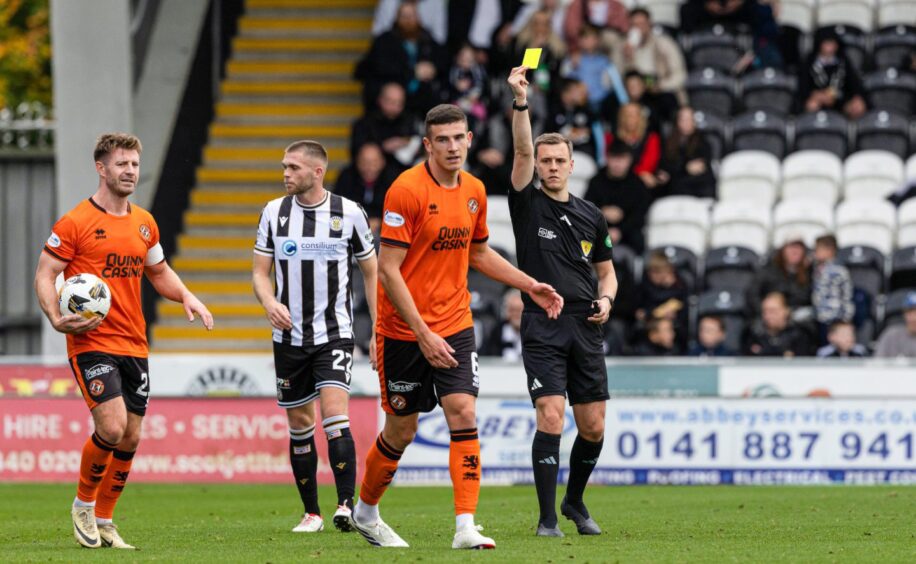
[
  {"xmin": 43, "ymin": 198, "xmax": 162, "ymax": 358},
  {"xmin": 377, "ymin": 162, "xmax": 489, "ymax": 341}
]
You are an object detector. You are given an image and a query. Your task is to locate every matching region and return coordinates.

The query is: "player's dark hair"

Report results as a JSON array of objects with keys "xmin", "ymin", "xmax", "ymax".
[
  {"xmin": 285, "ymin": 139, "xmax": 328, "ymax": 165},
  {"xmin": 94, "ymin": 133, "xmax": 142, "ymax": 162},
  {"xmin": 424, "ymin": 104, "xmax": 468, "ymax": 138},
  {"xmin": 534, "ymin": 132, "xmax": 573, "ymax": 159}
]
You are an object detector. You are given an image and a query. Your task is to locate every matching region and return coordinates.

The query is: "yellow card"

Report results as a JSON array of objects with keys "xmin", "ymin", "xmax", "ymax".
[{"xmin": 522, "ymin": 48, "xmax": 542, "ymax": 69}]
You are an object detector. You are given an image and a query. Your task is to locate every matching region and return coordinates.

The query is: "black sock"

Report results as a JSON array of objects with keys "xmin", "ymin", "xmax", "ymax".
[
  {"xmin": 324, "ymin": 416, "xmax": 356, "ymax": 509},
  {"xmin": 289, "ymin": 427, "xmax": 320, "ymax": 515},
  {"xmin": 531, "ymin": 430, "xmax": 561, "ymax": 527},
  {"xmin": 566, "ymin": 434, "xmax": 603, "ymax": 517}
]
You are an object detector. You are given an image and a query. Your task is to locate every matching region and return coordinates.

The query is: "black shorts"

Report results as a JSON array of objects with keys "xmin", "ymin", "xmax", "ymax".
[
  {"xmin": 69, "ymin": 353, "xmax": 150, "ymax": 416},
  {"xmin": 521, "ymin": 305, "xmax": 609, "ymax": 405},
  {"xmin": 273, "ymin": 339, "xmax": 353, "ymax": 408},
  {"xmin": 377, "ymin": 327, "xmax": 478, "ymax": 415}
]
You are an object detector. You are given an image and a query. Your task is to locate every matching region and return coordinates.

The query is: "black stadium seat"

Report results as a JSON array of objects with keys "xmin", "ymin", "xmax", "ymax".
[
  {"xmin": 697, "ymin": 288, "xmax": 747, "ymax": 353},
  {"xmin": 741, "ymin": 68, "xmax": 797, "ymax": 115},
  {"xmin": 864, "ymin": 68, "xmax": 916, "ymax": 116},
  {"xmin": 686, "ymin": 27, "xmax": 745, "ymax": 72},
  {"xmin": 693, "ymin": 110, "xmax": 727, "ymax": 162},
  {"xmin": 730, "ymin": 110, "xmax": 787, "ymax": 158},
  {"xmin": 836, "ymin": 245, "xmax": 886, "ymax": 299},
  {"xmin": 686, "ymin": 68, "xmax": 736, "ymax": 118},
  {"xmin": 855, "ymin": 110, "xmax": 910, "ymax": 159},
  {"xmin": 794, "ymin": 110, "xmax": 849, "ymax": 158},
  {"xmin": 890, "ymin": 246, "xmax": 916, "ymax": 291},
  {"xmin": 649, "ymin": 245, "xmax": 699, "ymax": 294},
  {"xmin": 704, "ymin": 246, "xmax": 760, "ymax": 293},
  {"xmin": 873, "ymin": 25, "xmax": 916, "ymax": 70}
]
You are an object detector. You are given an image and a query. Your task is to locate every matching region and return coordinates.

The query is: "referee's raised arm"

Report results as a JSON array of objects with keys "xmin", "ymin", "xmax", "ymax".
[{"xmin": 508, "ymin": 66, "xmax": 535, "ymax": 191}]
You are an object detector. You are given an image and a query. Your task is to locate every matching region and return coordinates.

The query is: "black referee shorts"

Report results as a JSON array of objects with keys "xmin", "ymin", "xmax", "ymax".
[{"xmin": 521, "ymin": 302, "xmax": 609, "ymax": 405}]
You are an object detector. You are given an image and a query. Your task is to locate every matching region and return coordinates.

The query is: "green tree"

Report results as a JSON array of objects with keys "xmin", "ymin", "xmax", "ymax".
[{"xmin": 0, "ymin": 0, "xmax": 52, "ymax": 111}]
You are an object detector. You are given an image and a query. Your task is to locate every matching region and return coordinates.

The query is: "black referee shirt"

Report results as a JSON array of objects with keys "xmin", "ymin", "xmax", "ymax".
[{"xmin": 509, "ymin": 181, "xmax": 613, "ymax": 310}]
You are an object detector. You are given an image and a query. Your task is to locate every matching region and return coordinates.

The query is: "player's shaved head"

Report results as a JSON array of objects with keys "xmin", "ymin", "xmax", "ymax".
[
  {"xmin": 285, "ymin": 139, "xmax": 328, "ymax": 165},
  {"xmin": 94, "ymin": 133, "xmax": 142, "ymax": 163}
]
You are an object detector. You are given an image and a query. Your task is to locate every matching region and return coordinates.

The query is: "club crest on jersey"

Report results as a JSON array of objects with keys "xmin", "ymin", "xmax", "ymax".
[
  {"xmin": 330, "ymin": 215, "xmax": 343, "ymax": 231},
  {"xmin": 467, "ymin": 198, "xmax": 479, "ymax": 214},
  {"xmin": 139, "ymin": 225, "xmax": 151, "ymax": 241},
  {"xmin": 580, "ymin": 240, "xmax": 593, "ymax": 258},
  {"xmin": 384, "ymin": 210, "xmax": 405, "ymax": 227}
]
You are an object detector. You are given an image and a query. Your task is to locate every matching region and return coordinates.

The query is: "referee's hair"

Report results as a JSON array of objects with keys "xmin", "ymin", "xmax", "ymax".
[
  {"xmin": 285, "ymin": 139, "xmax": 328, "ymax": 165},
  {"xmin": 425, "ymin": 104, "xmax": 468, "ymax": 137},
  {"xmin": 94, "ymin": 132, "xmax": 142, "ymax": 163},
  {"xmin": 534, "ymin": 132, "xmax": 573, "ymax": 158}
]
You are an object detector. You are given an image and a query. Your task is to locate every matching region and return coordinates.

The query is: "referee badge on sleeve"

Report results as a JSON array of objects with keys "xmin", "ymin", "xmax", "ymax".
[{"xmin": 580, "ymin": 240, "xmax": 593, "ymax": 259}]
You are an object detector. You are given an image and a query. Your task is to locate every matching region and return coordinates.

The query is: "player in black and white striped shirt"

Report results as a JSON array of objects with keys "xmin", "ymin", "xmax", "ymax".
[{"xmin": 253, "ymin": 140, "xmax": 378, "ymax": 534}]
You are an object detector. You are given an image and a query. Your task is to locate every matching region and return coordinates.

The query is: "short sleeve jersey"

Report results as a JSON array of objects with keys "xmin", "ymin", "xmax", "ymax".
[
  {"xmin": 377, "ymin": 162, "xmax": 489, "ymax": 340},
  {"xmin": 509, "ymin": 182, "xmax": 613, "ymax": 308},
  {"xmin": 43, "ymin": 198, "xmax": 162, "ymax": 358}
]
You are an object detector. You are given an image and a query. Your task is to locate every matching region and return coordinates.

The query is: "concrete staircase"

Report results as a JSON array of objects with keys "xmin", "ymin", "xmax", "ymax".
[{"xmin": 152, "ymin": 0, "xmax": 375, "ymax": 352}]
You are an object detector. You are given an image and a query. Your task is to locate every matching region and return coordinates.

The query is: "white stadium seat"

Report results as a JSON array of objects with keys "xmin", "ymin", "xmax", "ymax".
[
  {"xmin": 896, "ymin": 199, "xmax": 916, "ymax": 248},
  {"xmin": 647, "ymin": 196, "xmax": 710, "ymax": 255},
  {"xmin": 817, "ymin": 0, "xmax": 875, "ymax": 32},
  {"xmin": 718, "ymin": 150, "xmax": 782, "ymax": 207},
  {"xmin": 835, "ymin": 199, "xmax": 897, "ymax": 256},
  {"xmin": 486, "ymin": 195, "xmax": 512, "ymax": 226},
  {"xmin": 781, "ymin": 150, "xmax": 843, "ymax": 205},
  {"xmin": 906, "ymin": 154, "xmax": 916, "ymax": 182},
  {"xmin": 486, "ymin": 222, "xmax": 516, "ymax": 255},
  {"xmin": 635, "ymin": 0, "xmax": 681, "ymax": 28},
  {"xmin": 772, "ymin": 198, "xmax": 834, "ymax": 247},
  {"xmin": 778, "ymin": 0, "xmax": 816, "ymax": 32},
  {"xmin": 710, "ymin": 200, "xmax": 772, "ymax": 256},
  {"xmin": 843, "ymin": 150, "xmax": 905, "ymax": 200},
  {"xmin": 567, "ymin": 177, "xmax": 589, "ymax": 199},
  {"xmin": 878, "ymin": 0, "xmax": 916, "ymax": 28},
  {"xmin": 570, "ymin": 151, "xmax": 597, "ymax": 183}
]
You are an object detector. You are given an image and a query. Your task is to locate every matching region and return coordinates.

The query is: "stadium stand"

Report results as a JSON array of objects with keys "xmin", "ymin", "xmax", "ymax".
[
  {"xmin": 772, "ymin": 198, "xmax": 835, "ymax": 248},
  {"xmin": 855, "ymin": 110, "xmax": 910, "ymax": 158},
  {"xmin": 843, "ymin": 150, "xmax": 905, "ymax": 200},
  {"xmin": 793, "ymin": 110, "xmax": 850, "ymax": 158},
  {"xmin": 781, "ymin": 150, "xmax": 844, "ymax": 205},
  {"xmin": 741, "ymin": 68, "xmax": 797, "ymax": 116},
  {"xmin": 730, "ymin": 111, "xmax": 788, "ymax": 157},
  {"xmin": 710, "ymin": 200, "xmax": 771, "ymax": 257},
  {"xmin": 718, "ymin": 150, "xmax": 781, "ymax": 208},
  {"xmin": 686, "ymin": 68, "xmax": 736, "ymax": 118}
]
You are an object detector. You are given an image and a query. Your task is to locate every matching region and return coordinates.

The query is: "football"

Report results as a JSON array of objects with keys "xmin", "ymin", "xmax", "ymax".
[{"xmin": 58, "ymin": 273, "xmax": 111, "ymax": 320}]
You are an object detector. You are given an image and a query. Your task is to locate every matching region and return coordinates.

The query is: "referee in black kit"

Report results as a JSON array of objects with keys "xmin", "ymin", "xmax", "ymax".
[{"xmin": 506, "ymin": 66, "xmax": 618, "ymax": 537}]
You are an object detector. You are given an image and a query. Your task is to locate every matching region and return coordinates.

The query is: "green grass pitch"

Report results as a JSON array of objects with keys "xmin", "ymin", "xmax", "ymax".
[{"xmin": 1, "ymin": 484, "xmax": 913, "ymax": 563}]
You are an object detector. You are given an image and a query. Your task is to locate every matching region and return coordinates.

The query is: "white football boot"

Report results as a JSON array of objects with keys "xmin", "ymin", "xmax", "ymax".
[
  {"xmin": 98, "ymin": 523, "xmax": 136, "ymax": 549},
  {"xmin": 292, "ymin": 513, "xmax": 324, "ymax": 533},
  {"xmin": 71, "ymin": 504, "xmax": 100, "ymax": 548},
  {"xmin": 349, "ymin": 513, "xmax": 409, "ymax": 547},
  {"xmin": 452, "ymin": 524, "xmax": 496, "ymax": 549}
]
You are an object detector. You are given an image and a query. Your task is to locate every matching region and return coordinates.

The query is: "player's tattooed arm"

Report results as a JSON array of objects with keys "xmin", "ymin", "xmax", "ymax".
[
  {"xmin": 146, "ymin": 260, "xmax": 214, "ymax": 330},
  {"xmin": 34, "ymin": 252, "xmax": 102, "ymax": 334}
]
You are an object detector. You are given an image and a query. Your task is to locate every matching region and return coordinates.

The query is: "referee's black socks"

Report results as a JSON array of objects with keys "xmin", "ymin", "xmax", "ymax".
[
  {"xmin": 565, "ymin": 434, "xmax": 604, "ymax": 516},
  {"xmin": 289, "ymin": 426, "xmax": 321, "ymax": 515},
  {"xmin": 531, "ymin": 430, "xmax": 562, "ymax": 527}
]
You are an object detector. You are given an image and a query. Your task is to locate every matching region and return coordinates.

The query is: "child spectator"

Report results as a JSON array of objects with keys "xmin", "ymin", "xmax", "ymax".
[
  {"xmin": 635, "ymin": 317, "xmax": 680, "ymax": 356},
  {"xmin": 812, "ymin": 234, "xmax": 854, "ymax": 343},
  {"xmin": 449, "ymin": 44, "xmax": 488, "ymax": 130},
  {"xmin": 817, "ymin": 321, "xmax": 869, "ymax": 358},
  {"xmin": 560, "ymin": 25, "xmax": 627, "ymax": 112},
  {"xmin": 637, "ymin": 251, "xmax": 689, "ymax": 346},
  {"xmin": 689, "ymin": 315, "xmax": 735, "ymax": 357}
]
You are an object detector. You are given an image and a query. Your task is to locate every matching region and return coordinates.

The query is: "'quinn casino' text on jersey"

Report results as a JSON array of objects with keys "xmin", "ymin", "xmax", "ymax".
[{"xmin": 254, "ymin": 193, "xmax": 374, "ymax": 346}]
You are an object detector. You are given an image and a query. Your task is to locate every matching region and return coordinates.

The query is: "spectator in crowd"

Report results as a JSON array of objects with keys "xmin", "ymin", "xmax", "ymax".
[
  {"xmin": 560, "ymin": 25, "xmax": 628, "ymax": 113},
  {"xmin": 637, "ymin": 251, "xmax": 689, "ymax": 346},
  {"xmin": 799, "ymin": 30, "xmax": 867, "ymax": 120},
  {"xmin": 563, "ymin": 0, "xmax": 629, "ymax": 52},
  {"xmin": 356, "ymin": 0, "xmax": 448, "ymax": 114},
  {"xmin": 745, "ymin": 291, "xmax": 814, "ymax": 357},
  {"xmin": 634, "ymin": 316, "xmax": 681, "ymax": 356},
  {"xmin": 817, "ymin": 321, "xmax": 869, "ymax": 358},
  {"xmin": 584, "ymin": 139, "xmax": 649, "ymax": 253},
  {"xmin": 874, "ymin": 293, "xmax": 916, "ymax": 358},
  {"xmin": 689, "ymin": 315, "xmax": 736, "ymax": 357},
  {"xmin": 607, "ymin": 102, "xmax": 661, "ymax": 189},
  {"xmin": 603, "ymin": 71, "xmax": 664, "ymax": 132},
  {"xmin": 449, "ymin": 44, "xmax": 489, "ymax": 134},
  {"xmin": 469, "ymin": 109, "xmax": 514, "ymax": 196},
  {"xmin": 486, "ymin": 289, "xmax": 524, "ymax": 361},
  {"xmin": 733, "ymin": 0, "xmax": 784, "ymax": 72},
  {"xmin": 334, "ymin": 143, "xmax": 399, "ymax": 232},
  {"xmin": 680, "ymin": 0, "xmax": 758, "ymax": 34},
  {"xmin": 612, "ymin": 8, "xmax": 687, "ymax": 107},
  {"xmin": 748, "ymin": 233, "xmax": 813, "ymax": 314},
  {"xmin": 513, "ymin": 9, "xmax": 567, "ymax": 98},
  {"xmin": 510, "ymin": 0, "xmax": 567, "ymax": 38},
  {"xmin": 350, "ymin": 82, "xmax": 421, "ymax": 169},
  {"xmin": 812, "ymin": 234, "xmax": 854, "ymax": 342},
  {"xmin": 547, "ymin": 78, "xmax": 602, "ymax": 163},
  {"xmin": 656, "ymin": 106, "xmax": 716, "ymax": 199}
]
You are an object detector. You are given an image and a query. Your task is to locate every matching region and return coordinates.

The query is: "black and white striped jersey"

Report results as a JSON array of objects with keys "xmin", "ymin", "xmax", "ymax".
[{"xmin": 254, "ymin": 192, "xmax": 375, "ymax": 346}]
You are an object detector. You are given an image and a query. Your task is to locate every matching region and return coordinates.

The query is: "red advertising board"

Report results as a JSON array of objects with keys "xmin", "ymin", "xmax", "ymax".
[
  {"xmin": 0, "ymin": 365, "xmax": 78, "ymax": 398},
  {"xmin": 0, "ymin": 398, "xmax": 379, "ymax": 483}
]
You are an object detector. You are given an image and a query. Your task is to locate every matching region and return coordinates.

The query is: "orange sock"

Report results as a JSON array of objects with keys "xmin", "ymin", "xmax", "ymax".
[
  {"xmin": 94, "ymin": 450, "xmax": 135, "ymax": 519},
  {"xmin": 358, "ymin": 434, "xmax": 402, "ymax": 505},
  {"xmin": 449, "ymin": 428, "xmax": 480, "ymax": 515},
  {"xmin": 76, "ymin": 433, "xmax": 116, "ymax": 503}
]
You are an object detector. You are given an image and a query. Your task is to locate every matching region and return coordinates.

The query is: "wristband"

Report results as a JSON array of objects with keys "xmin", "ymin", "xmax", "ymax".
[
  {"xmin": 512, "ymin": 100, "xmax": 529, "ymax": 111},
  {"xmin": 601, "ymin": 295, "xmax": 615, "ymax": 308}
]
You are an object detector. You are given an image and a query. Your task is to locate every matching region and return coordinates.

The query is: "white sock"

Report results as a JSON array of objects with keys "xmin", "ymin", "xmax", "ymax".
[
  {"xmin": 354, "ymin": 499, "xmax": 379, "ymax": 525},
  {"xmin": 96, "ymin": 518, "xmax": 113, "ymax": 526},
  {"xmin": 456, "ymin": 513, "xmax": 475, "ymax": 530},
  {"xmin": 73, "ymin": 497, "xmax": 95, "ymax": 508}
]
